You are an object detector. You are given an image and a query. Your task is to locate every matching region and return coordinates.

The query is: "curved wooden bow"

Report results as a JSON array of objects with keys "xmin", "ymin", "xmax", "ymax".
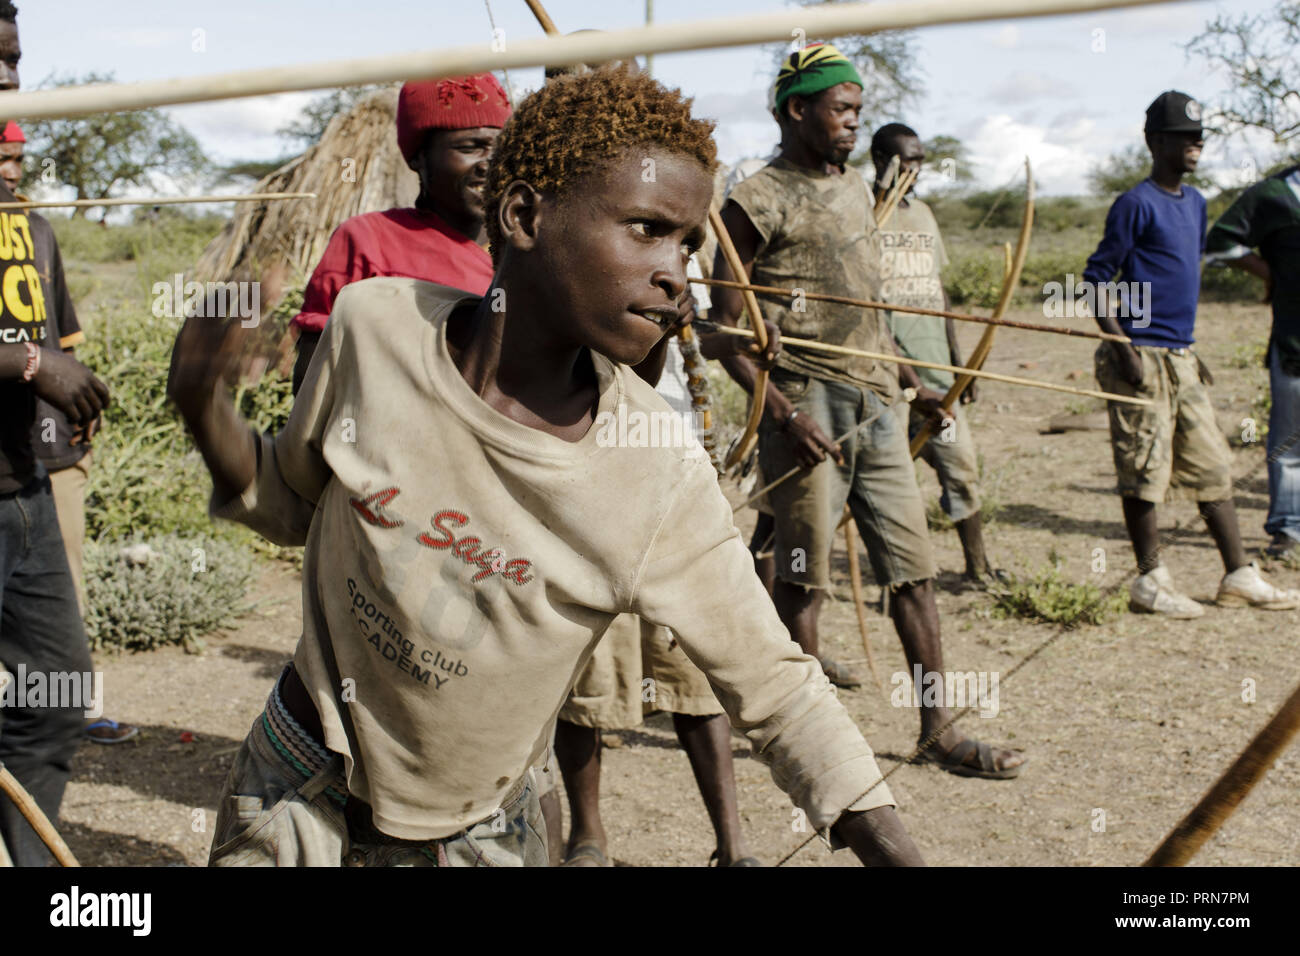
[
  {"xmin": 909, "ymin": 158, "xmax": 1034, "ymax": 458},
  {"xmin": 710, "ymin": 204, "xmax": 770, "ymax": 470}
]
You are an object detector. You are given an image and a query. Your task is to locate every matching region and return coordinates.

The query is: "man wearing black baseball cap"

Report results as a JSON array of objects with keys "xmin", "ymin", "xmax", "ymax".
[{"xmin": 1083, "ymin": 91, "xmax": 1299, "ymax": 617}]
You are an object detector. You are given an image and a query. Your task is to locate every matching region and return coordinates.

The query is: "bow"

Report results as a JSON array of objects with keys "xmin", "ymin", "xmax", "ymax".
[
  {"xmin": 909, "ymin": 158, "xmax": 1034, "ymax": 458},
  {"xmin": 710, "ymin": 203, "xmax": 771, "ymax": 470}
]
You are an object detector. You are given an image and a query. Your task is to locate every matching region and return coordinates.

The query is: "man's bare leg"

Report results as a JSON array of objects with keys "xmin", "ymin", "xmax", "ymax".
[
  {"xmin": 1122, "ymin": 496, "xmax": 1161, "ymax": 572},
  {"xmin": 891, "ymin": 579, "xmax": 1023, "ymax": 773},
  {"xmin": 673, "ymin": 712, "xmax": 754, "ymax": 865},
  {"xmin": 955, "ymin": 514, "xmax": 990, "ymax": 579},
  {"xmin": 554, "ymin": 718, "xmax": 606, "ymax": 864},
  {"xmin": 1199, "ymin": 498, "xmax": 1248, "ymax": 572},
  {"xmin": 773, "ymin": 578, "xmax": 822, "ymax": 659}
]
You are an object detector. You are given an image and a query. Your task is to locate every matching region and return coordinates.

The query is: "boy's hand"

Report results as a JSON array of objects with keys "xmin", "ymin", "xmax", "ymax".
[
  {"xmin": 32, "ymin": 349, "xmax": 111, "ymax": 427},
  {"xmin": 1112, "ymin": 341, "xmax": 1144, "ymax": 388},
  {"xmin": 961, "ymin": 381, "xmax": 977, "ymax": 404}
]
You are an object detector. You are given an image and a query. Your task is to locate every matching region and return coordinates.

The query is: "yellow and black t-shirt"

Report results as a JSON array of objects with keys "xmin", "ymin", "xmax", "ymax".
[
  {"xmin": 0, "ymin": 185, "xmax": 63, "ymax": 493},
  {"xmin": 26, "ymin": 210, "xmax": 87, "ymax": 473}
]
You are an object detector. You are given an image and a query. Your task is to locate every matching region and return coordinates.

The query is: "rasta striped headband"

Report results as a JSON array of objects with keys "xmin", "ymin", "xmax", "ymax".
[{"xmin": 773, "ymin": 43, "xmax": 863, "ymax": 118}]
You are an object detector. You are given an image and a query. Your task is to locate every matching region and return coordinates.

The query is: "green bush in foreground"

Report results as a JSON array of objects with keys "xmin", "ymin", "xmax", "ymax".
[
  {"xmin": 84, "ymin": 535, "xmax": 257, "ymax": 652},
  {"xmin": 988, "ymin": 558, "xmax": 1126, "ymax": 627}
]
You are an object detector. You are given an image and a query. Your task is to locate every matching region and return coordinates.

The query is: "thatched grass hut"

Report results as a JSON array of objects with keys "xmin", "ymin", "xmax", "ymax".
[{"xmin": 192, "ymin": 87, "xmax": 418, "ymax": 313}]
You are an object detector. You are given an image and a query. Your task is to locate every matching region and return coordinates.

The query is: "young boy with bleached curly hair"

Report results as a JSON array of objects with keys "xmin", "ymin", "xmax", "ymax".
[{"xmin": 170, "ymin": 65, "xmax": 921, "ymax": 867}]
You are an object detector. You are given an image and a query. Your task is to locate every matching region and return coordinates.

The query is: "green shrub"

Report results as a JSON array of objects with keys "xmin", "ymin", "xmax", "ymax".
[
  {"xmin": 944, "ymin": 251, "xmax": 1003, "ymax": 308},
  {"xmin": 988, "ymin": 556, "xmax": 1126, "ymax": 627},
  {"xmin": 1201, "ymin": 262, "xmax": 1266, "ymax": 303},
  {"xmin": 84, "ymin": 535, "xmax": 258, "ymax": 652},
  {"xmin": 960, "ymin": 190, "xmax": 1025, "ymax": 230},
  {"xmin": 49, "ymin": 212, "xmax": 225, "ymax": 265},
  {"xmin": 1020, "ymin": 248, "xmax": 1089, "ymax": 296},
  {"xmin": 1034, "ymin": 196, "xmax": 1108, "ymax": 234}
]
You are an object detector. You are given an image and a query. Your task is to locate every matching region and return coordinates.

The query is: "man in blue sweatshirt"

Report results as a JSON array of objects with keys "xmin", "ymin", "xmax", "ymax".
[{"xmin": 1085, "ymin": 91, "xmax": 1298, "ymax": 617}]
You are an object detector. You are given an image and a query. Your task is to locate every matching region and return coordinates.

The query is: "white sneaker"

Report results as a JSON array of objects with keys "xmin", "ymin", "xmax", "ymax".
[
  {"xmin": 1217, "ymin": 562, "xmax": 1300, "ymax": 610},
  {"xmin": 1129, "ymin": 565, "xmax": 1205, "ymax": 619}
]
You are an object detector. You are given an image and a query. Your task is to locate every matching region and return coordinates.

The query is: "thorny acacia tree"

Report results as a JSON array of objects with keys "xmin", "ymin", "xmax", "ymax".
[{"xmin": 25, "ymin": 72, "xmax": 208, "ymax": 219}]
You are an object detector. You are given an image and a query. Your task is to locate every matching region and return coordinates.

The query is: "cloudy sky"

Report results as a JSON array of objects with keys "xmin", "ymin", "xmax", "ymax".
[{"xmin": 12, "ymin": 0, "xmax": 1283, "ymax": 196}]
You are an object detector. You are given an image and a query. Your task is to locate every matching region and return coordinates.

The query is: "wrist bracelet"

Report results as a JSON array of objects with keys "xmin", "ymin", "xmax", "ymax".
[
  {"xmin": 21, "ymin": 342, "xmax": 40, "ymax": 382},
  {"xmin": 782, "ymin": 409, "xmax": 799, "ymax": 431}
]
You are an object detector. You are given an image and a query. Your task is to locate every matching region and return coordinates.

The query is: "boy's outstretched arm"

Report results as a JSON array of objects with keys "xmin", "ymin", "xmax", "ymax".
[
  {"xmin": 834, "ymin": 807, "xmax": 925, "ymax": 866},
  {"xmin": 633, "ymin": 458, "xmax": 927, "ymax": 866},
  {"xmin": 166, "ymin": 314, "xmax": 258, "ymax": 504}
]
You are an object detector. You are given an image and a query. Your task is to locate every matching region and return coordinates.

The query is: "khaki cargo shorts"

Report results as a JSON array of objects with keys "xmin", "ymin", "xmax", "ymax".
[
  {"xmin": 208, "ymin": 676, "xmax": 548, "ymax": 867},
  {"xmin": 759, "ymin": 374, "xmax": 936, "ymax": 590},
  {"xmin": 896, "ymin": 401, "xmax": 982, "ymax": 523},
  {"xmin": 1095, "ymin": 344, "xmax": 1233, "ymax": 503},
  {"xmin": 559, "ymin": 613, "xmax": 722, "ymax": 730}
]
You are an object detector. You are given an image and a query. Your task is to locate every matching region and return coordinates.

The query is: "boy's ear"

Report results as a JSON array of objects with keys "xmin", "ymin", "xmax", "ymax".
[{"xmin": 498, "ymin": 179, "xmax": 543, "ymax": 254}]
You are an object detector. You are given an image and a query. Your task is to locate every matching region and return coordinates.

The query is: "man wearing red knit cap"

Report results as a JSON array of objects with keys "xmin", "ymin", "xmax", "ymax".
[{"xmin": 291, "ymin": 73, "xmax": 511, "ymax": 392}]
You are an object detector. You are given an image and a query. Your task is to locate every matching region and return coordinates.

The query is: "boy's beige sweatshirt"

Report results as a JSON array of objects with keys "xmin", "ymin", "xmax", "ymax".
[{"xmin": 214, "ymin": 277, "xmax": 893, "ymax": 839}]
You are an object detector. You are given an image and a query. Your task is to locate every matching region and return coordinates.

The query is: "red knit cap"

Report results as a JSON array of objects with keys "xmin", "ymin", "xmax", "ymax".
[
  {"xmin": 396, "ymin": 73, "xmax": 511, "ymax": 163},
  {"xmin": 0, "ymin": 121, "xmax": 25, "ymax": 143}
]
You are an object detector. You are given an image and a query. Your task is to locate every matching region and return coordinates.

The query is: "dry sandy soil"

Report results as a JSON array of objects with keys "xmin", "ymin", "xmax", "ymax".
[{"xmin": 59, "ymin": 300, "xmax": 1299, "ymax": 867}]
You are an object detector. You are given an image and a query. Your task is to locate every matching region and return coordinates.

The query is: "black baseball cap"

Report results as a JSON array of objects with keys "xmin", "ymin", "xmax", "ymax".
[{"xmin": 1145, "ymin": 90, "xmax": 1204, "ymax": 134}]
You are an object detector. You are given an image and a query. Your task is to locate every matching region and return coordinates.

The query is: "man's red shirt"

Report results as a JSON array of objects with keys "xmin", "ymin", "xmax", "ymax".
[{"xmin": 292, "ymin": 207, "xmax": 494, "ymax": 333}]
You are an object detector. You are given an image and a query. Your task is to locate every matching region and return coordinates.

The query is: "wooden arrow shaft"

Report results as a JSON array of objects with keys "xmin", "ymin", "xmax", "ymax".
[
  {"xmin": 0, "ymin": 192, "xmax": 317, "ymax": 211},
  {"xmin": 702, "ymin": 323, "xmax": 1150, "ymax": 407},
  {"xmin": 692, "ymin": 276, "xmax": 1128, "ymax": 343}
]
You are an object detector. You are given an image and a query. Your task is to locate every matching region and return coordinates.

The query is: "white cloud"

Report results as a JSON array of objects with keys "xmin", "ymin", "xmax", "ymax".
[
  {"xmin": 990, "ymin": 25, "xmax": 1021, "ymax": 49},
  {"xmin": 693, "ymin": 88, "xmax": 780, "ymax": 167},
  {"xmin": 988, "ymin": 71, "xmax": 1078, "ymax": 105},
  {"xmin": 166, "ymin": 92, "xmax": 317, "ymax": 162},
  {"xmin": 964, "ymin": 114, "xmax": 1101, "ymax": 195}
]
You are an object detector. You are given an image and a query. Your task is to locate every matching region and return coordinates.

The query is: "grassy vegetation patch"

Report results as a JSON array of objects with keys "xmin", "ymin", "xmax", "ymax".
[
  {"xmin": 84, "ymin": 535, "xmax": 258, "ymax": 652},
  {"xmin": 987, "ymin": 552, "xmax": 1126, "ymax": 627}
]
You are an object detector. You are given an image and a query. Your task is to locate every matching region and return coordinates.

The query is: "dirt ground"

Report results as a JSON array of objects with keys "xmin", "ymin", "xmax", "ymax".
[{"xmin": 60, "ymin": 300, "xmax": 1300, "ymax": 867}]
